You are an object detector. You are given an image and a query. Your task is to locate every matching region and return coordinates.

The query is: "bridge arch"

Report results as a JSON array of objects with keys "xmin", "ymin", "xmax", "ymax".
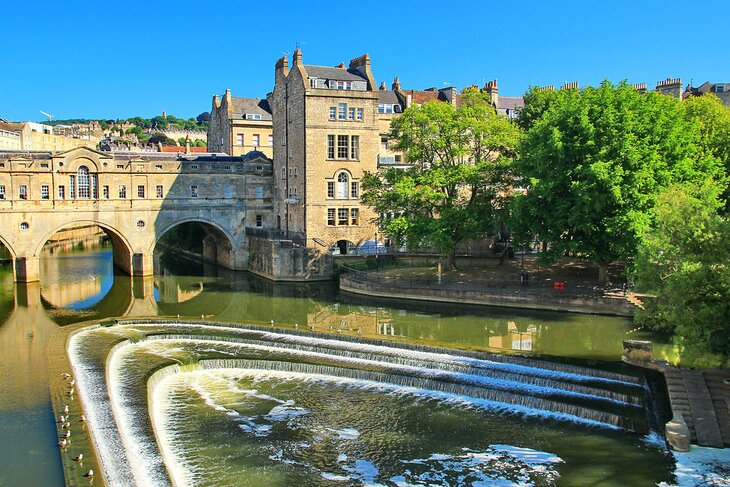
[
  {"xmin": 34, "ymin": 220, "xmax": 135, "ymax": 276},
  {"xmin": 0, "ymin": 234, "xmax": 17, "ymax": 260},
  {"xmin": 151, "ymin": 218, "xmax": 237, "ymax": 269}
]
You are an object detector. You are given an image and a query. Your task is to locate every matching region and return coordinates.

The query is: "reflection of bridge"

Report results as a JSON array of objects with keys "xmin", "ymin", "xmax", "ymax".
[{"xmin": 0, "ymin": 147, "xmax": 273, "ymax": 282}]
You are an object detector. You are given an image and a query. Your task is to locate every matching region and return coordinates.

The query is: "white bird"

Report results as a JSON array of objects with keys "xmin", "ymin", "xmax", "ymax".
[
  {"xmin": 73, "ymin": 454, "xmax": 83, "ymax": 462},
  {"xmin": 61, "ymin": 373, "xmax": 71, "ymax": 380},
  {"xmin": 63, "ymin": 422, "xmax": 70, "ymax": 429},
  {"xmin": 59, "ymin": 414, "xmax": 65, "ymax": 423},
  {"xmin": 68, "ymin": 388, "xmax": 75, "ymax": 396},
  {"xmin": 270, "ymin": 320, "xmax": 275, "ymax": 326},
  {"xmin": 80, "ymin": 415, "xmax": 86, "ymax": 423},
  {"xmin": 65, "ymin": 431, "xmax": 71, "ymax": 439},
  {"xmin": 294, "ymin": 323, "xmax": 299, "ymax": 328},
  {"xmin": 68, "ymin": 380, "xmax": 75, "ymax": 387},
  {"xmin": 59, "ymin": 439, "xmax": 67, "ymax": 448},
  {"xmin": 85, "ymin": 469, "xmax": 94, "ymax": 478},
  {"xmin": 63, "ymin": 404, "xmax": 69, "ymax": 414}
]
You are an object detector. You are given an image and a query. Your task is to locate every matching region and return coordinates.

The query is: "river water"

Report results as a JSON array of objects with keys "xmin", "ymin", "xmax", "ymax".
[{"xmin": 0, "ymin": 246, "xmax": 715, "ymax": 486}]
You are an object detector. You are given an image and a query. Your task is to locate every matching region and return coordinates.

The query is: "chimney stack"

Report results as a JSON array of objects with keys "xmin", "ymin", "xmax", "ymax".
[
  {"xmin": 379, "ymin": 81, "xmax": 387, "ymax": 91},
  {"xmin": 560, "ymin": 81, "xmax": 579, "ymax": 91},
  {"xmin": 392, "ymin": 77, "xmax": 401, "ymax": 90},
  {"xmin": 292, "ymin": 48, "xmax": 302, "ymax": 65},
  {"xmin": 484, "ymin": 79, "xmax": 499, "ymax": 105},
  {"xmin": 655, "ymin": 77, "xmax": 682, "ymax": 98}
]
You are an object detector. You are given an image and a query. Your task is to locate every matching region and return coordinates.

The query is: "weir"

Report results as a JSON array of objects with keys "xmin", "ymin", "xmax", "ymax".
[{"xmin": 68, "ymin": 320, "xmax": 655, "ymax": 486}]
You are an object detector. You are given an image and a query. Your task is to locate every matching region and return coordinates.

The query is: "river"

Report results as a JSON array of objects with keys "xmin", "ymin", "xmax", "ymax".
[{"xmin": 0, "ymin": 245, "xmax": 707, "ymax": 486}]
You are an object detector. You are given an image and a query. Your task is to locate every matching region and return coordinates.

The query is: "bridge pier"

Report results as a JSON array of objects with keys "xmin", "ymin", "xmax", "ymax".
[
  {"xmin": 132, "ymin": 253, "xmax": 155, "ymax": 277},
  {"xmin": 14, "ymin": 257, "xmax": 41, "ymax": 283}
]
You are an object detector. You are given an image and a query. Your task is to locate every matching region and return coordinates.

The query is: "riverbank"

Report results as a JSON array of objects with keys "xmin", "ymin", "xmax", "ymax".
[{"xmin": 340, "ymin": 259, "xmax": 635, "ymax": 316}]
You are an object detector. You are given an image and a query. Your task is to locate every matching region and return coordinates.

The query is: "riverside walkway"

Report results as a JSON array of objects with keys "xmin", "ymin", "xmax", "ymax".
[{"xmin": 339, "ymin": 264, "xmax": 635, "ymax": 316}]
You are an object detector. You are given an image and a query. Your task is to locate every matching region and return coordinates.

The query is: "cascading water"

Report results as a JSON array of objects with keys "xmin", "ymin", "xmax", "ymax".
[{"xmin": 67, "ymin": 320, "xmax": 672, "ymax": 486}]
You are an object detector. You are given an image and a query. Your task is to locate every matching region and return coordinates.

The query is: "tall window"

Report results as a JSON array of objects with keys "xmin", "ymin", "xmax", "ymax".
[
  {"xmin": 348, "ymin": 107, "xmax": 355, "ymax": 120},
  {"xmin": 350, "ymin": 135, "xmax": 359, "ymax": 160},
  {"xmin": 137, "ymin": 185, "xmax": 145, "ymax": 198},
  {"xmin": 252, "ymin": 134, "xmax": 260, "ymax": 146},
  {"xmin": 19, "ymin": 185, "xmax": 27, "ymax": 199},
  {"xmin": 156, "ymin": 185, "xmax": 163, "ymax": 198},
  {"xmin": 327, "ymin": 208, "xmax": 336, "ymax": 226},
  {"xmin": 256, "ymin": 214, "xmax": 263, "ymax": 227},
  {"xmin": 190, "ymin": 185, "xmax": 198, "ymax": 198},
  {"xmin": 69, "ymin": 175, "xmax": 76, "ymax": 199},
  {"xmin": 327, "ymin": 135, "xmax": 335, "ymax": 159},
  {"xmin": 327, "ymin": 181, "xmax": 335, "ymax": 198},
  {"xmin": 337, "ymin": 135, "xmax": 348, "ymax": 159},
  {"xmin": 337, "ymin": 173, "xmax": 349, "ymax": 199},
  {"xmin": 351, "ymin": 208, "xmax": 359, "ymax": 225},
  {"xmin": 58, "ymin": 185, "xmax": 65, "ymax": 199},
  {"xmin": 41, "ymin": 185, "xmax": 49, "ymax": 200},
  {"xmin": 236, "ymin": 134, "xmax": 244, "ymax": 146},
  {"xmin": 338, "ymin": 103, "xmax": 347, "ymax": 120},
  {"xmin": 77, "ymin": 166, "xmax": 90, "ymax": 198},
  {"xmin": 329, "ymin": 107, "xmax": 337, "ymax": 120},
  {"xmin": 119, "ymin": 185, "xmax": 127, "ymax": 199},
  {"xmin": 351, "ymin": 181, "xmax": 359, "ymax": 199},
  {"xmin": 103, "ymin": 185, "xmax": 109, "ymax": 199},
  {"xmin": 357, "ymin": 108, "xmax": 364, "ymax": 121},
  {"xmin": 381, "ymin": 136, "xmax": 388, "ymax": 151},
  {"xmin": 255, "ymin": 186, "xmax": 264, "ymax": 198},
  {"xmin": 0, "ymin": 185, "xmax": 5, "ymax": 199},
  {"xmin": 268, "ymin": 134, "xmax": 273, "ymax": 146}
]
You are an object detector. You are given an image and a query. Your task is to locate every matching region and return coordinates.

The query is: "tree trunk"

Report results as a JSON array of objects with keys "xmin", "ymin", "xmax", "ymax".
[
  {"xmin": 447, "ymin": 251, "xmax": 457, "ymax": 270},
  {"xmin": 598, "ymin": 263, "xmax": 609, "ymax": 284}
]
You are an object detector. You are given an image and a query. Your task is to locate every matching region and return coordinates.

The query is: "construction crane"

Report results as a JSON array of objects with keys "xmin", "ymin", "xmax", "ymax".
[{"xmin": 40, "ymin": 110, "xmax": 54, "ymax": 122}]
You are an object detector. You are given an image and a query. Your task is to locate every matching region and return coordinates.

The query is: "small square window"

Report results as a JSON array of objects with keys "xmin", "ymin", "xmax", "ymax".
[{"xmin": 155, "ymin": 164, "xmax": 163, "ymax": 170}]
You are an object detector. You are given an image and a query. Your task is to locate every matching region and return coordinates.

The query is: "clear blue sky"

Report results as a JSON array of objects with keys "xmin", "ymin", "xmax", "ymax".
[{"xmin": 1, "ymin": 0, "xmax": 728, "ymax": 122}]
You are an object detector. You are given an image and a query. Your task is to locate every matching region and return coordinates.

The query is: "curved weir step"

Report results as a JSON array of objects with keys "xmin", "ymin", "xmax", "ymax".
[{"xmin": 68, "ymin": 320, "xmax": 654, "ymax": 487}]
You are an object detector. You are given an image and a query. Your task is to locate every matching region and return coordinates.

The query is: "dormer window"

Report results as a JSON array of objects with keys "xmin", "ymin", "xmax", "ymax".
[
  {"xmin": 245, "ymin": 114, "xmax": 262, "ymax": 120},
  {"xmin": 337, "ymin": 81, "xmax": 352, "ymax": 90}
]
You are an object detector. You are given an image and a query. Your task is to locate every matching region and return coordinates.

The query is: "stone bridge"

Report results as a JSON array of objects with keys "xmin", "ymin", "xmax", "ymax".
[{"xmin": 0, "ymin": 147, "xmax": 274, "ymax": 282}]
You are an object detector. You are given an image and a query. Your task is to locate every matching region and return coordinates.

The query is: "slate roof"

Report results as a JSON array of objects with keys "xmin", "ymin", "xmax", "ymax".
[
  {"xmin": 231, "ymin": 97, "xmax": 272, "ymax": 119},
  {"xmin": 304, "ymin": 65, "xmax": 366, "ymax": 82},
  {"xmin": 378, "ymin": 91, "xmax": 400, "ymax": 104},
  {"xmin": 498, "ymin": 96, "xmax": 525, "ymax": 110}
]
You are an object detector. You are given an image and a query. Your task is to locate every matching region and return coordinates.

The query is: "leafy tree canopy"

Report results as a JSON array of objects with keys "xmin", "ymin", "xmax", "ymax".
[
  {"xmin": 512, "ymin": 81, "xmax": 724, "ymax": 281},
  {"xmin": 362, "ymin": 89, "xmax": 520, "ymax": 267},
  {"xmin": 633, "ymin": 184, "xmax": 730, "ymax": 364}
]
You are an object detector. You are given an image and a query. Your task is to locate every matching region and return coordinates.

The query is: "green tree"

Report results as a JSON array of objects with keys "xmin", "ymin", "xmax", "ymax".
[
  {"xmin": 362, "ymin": 89, "xmax": 520, "ymax": 268},
  {"xmin": 513, "ymin": 81, "xmax": 722, "ymax": 282},
  {"xmin": 682, "ymin": 94, "xmax": 730, "ymax": 211},
  {"xmin": 193, "ymin": 139, "xmax": 206, "ymax": 147},
  {"xmin": 634, "ymin": 185, "xmax": 730, "ymax": 364}
]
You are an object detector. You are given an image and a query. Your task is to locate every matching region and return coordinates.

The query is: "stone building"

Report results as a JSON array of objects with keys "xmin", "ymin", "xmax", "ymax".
[
  {"xmin": 683, "ymin": 81, "xmax": 730, "ymax": 107},
  {"xmin": 208, "ymin": 89, "xmax": 273, "ymax": 158},
  {"xmin": 269, "ymin": 50, "xmax": 381, "ymax": 255},
  {"xmin": 0, "ymin": 120, "xmax": 98, "ymax": 152}
]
